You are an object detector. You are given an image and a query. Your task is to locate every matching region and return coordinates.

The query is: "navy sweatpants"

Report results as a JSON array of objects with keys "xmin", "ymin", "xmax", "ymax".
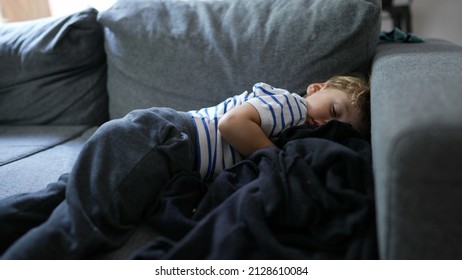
[{"xmin": 0, "ymin": 108, "xmax": 198, "ymax": 259}]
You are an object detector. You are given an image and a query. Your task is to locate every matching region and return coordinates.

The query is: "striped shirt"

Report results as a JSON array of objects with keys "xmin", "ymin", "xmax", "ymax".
[{"xmin": 188, "ymin": 82, "xmax": 307, "ymax": 181}]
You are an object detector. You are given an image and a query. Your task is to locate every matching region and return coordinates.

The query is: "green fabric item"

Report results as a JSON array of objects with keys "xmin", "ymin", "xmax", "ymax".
[{"xmin": 380, "ymin": 28, "xmax": 425, "ymax": 43}]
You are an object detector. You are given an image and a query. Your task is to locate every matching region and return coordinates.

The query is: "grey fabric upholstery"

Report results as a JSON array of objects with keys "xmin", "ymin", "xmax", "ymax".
[
  {"xmin": 0, "ymin": 127, "xmax": 97, "ymax": 198},
  {"xmin": 0, "ymin": 8, "xmax": 108, "ymax": 125},
  {"xmin": 0, "ymin": 126, "xmax": 89, "ymax": 166},
  {"xmin": 99, "ymin": 0, "xmax": 381, "ymax": 118},
  {"xmin": 371, "ymin": 39, "xmax": 462, "ymax": 259}
]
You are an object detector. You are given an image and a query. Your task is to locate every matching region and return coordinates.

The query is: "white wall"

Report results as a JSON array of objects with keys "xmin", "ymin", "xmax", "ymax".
[{"xmin": 411, "ymin": 0, "xmax": 462, "ymax": 45}]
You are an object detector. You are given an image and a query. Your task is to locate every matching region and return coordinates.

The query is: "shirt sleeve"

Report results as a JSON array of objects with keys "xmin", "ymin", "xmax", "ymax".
[{"xmin": 245, "ymin": 83, "xmax": 307, "ymax": 138}]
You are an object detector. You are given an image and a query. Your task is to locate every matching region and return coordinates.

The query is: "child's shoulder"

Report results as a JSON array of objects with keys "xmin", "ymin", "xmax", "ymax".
[{"xmin": 252, "ymin": 82, "xmax": 291, "ymax": 96}]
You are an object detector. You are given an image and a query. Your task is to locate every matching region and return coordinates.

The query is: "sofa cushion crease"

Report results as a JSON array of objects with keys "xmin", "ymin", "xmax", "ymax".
[
  {"xmin": 0, "ymin": 127, "xmax": 98, "ymax": 198},
  {"xmin": 0, "ymin": 125, "xmax": 90, "ymax": 166}
]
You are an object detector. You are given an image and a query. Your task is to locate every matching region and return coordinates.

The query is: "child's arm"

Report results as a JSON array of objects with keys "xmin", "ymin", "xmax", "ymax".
[{"xmin": 218, "ymin": 103, "xmax": 276, "ymax": 157}]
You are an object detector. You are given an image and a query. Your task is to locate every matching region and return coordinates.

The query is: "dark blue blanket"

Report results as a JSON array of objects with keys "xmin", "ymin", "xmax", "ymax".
[{"xmin": 134, "ymin": 121, "xmax": 377, "ymax": 259}]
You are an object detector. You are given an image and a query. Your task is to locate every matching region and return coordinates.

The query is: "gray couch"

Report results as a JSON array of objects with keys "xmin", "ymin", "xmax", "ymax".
[{"xmin": 1, "ymin": 0, "xmax": 461, "ymax": 259}]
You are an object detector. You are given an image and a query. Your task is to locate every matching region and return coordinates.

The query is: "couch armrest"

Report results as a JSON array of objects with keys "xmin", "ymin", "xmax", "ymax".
[{"xmin": 371, "ymin": 39, "xmax": 462, "ymax": 259}]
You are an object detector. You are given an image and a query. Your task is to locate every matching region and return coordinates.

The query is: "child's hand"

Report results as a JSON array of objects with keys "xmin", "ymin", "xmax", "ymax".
[{"xmin": 218, "ymin": 103, "xmax": 276, "ymax": 157}]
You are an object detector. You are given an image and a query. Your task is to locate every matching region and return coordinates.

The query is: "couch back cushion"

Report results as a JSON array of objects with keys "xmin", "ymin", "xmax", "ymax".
[
  {"xmin": 99, "ymin": 0, "xmax": 381, "ymax": 119},
  {"xmin": 0, "ymin": 8, "xmax": 108, "ymax": 125}
]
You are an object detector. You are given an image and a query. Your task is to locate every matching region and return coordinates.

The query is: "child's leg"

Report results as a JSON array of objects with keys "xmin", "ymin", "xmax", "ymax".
[
  {"xmin": 1, "ymin": 108, "xmax": 197, "ymax": 259},
  {"xmin": 0, "ymin": 174, "xmax": 68, "ymax": 254}
]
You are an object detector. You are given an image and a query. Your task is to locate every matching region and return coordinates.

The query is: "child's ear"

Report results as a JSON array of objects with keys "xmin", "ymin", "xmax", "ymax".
[{"xmin": 307, "ymin": 83, "xmax": 325, "ymax": 96}]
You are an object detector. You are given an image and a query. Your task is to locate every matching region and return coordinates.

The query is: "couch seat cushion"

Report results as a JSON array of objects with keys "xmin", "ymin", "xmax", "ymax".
[
  {"xmin": 0, "ymin": 127, "xmax": 97, "ymax": 198},
  {"xmin": 0, "ymin": 126, "xmax": 89, "ymax": 166}
]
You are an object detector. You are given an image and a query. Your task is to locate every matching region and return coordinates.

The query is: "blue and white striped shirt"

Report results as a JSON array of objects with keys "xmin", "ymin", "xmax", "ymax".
[{"xmin": 188, "ymin": 83, "xmax": 307, "ymax": 181}]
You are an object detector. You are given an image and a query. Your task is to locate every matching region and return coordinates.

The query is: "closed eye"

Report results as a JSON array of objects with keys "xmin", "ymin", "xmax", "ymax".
[{"xmin": 331, "ymin": 106, "xmax": 338, "ymax": 118}]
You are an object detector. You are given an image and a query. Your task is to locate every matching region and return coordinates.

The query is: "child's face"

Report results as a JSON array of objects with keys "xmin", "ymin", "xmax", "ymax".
[{"xmin": 304, "ymin": 83, "xmax": 361, "ymax": 130}]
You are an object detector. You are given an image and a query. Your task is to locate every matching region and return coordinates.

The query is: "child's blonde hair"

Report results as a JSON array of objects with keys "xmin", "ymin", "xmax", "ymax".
[{"xmin": 324, "ymin": 74, "xmax": 371, "ymax": 138}]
